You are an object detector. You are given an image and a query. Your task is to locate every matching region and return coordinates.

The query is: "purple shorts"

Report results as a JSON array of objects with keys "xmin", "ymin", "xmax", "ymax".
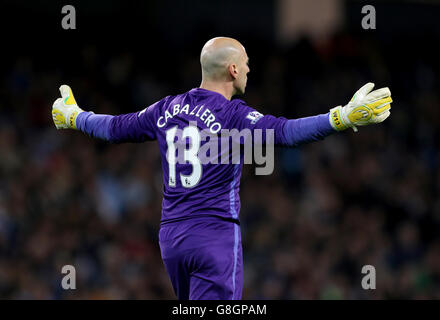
[{"xmin": 159, "ymin": 217, "xmax": 243, "ymax": 300}]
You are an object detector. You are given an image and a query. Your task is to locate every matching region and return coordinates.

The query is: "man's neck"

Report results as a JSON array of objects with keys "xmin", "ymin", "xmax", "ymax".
[{"xmin": 199, "ymin": 80, "xmax": 234, "ymax": 101}]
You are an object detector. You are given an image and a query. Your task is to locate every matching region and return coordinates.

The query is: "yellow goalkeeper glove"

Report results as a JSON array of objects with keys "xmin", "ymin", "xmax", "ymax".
[
  {"xmin": 52, "ymin": 85, "xmax": 84, "ymax": 129},
  {"xmin": 329, "ymin": 82, "xmax": 392, "ymax": 132}
]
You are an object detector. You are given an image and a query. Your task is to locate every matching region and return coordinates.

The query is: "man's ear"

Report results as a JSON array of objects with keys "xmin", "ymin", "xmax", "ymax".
[{"xmin": 228, "ymin": 64, "xmax": 238, "ymax": 79}]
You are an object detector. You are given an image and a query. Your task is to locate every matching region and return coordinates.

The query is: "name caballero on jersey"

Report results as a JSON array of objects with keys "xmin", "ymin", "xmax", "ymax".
[{"xmin": 153, "ymin": 104, "xmax": 222, "ymax": 134}]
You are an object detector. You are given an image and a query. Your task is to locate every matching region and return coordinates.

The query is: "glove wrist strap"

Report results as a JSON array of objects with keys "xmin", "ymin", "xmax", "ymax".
[
  {"xmin": 66, "ymin": 108, "xmax": 84, "ymax": 130},
  {"xmin": 329, "ymin": 106, "xmax": 349, "ymax": 131}
]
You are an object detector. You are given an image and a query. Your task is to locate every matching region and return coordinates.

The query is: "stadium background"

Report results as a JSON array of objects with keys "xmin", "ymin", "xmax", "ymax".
[{"xmin": 0, "ymin": 0, "xmax": 439, "ymax": 299}]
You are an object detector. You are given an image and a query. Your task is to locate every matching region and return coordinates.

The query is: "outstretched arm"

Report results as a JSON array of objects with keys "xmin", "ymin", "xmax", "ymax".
[
  {"xmin": 52, "ymin": 85, "xmax": 156, "ymax": 143},
  {"xmin": 229, "ymin": 82, "xmax": 392, "ymax": 147},
  {"xmin": 281, "ymin": 82, "xmax": 392, "ymax": 147}
]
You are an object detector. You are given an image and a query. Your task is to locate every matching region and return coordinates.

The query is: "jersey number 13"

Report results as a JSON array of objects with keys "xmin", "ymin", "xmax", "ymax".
[{"xmin": 165, "ymin": 126, "xmax": 203, "ymax": 188}]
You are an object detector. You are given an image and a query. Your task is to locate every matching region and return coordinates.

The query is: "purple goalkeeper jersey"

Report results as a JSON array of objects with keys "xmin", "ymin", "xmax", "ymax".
[
  {"xmin": 113, "ymin": 88, "xmax": 287, "ymax": 225},
  {"xmin": 77, "ymin": 87, "xmax": 335, "ymax": 225}
]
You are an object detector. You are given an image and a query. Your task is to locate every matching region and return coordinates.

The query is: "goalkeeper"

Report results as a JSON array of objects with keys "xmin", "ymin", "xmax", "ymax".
[{"xmin": 52, "ymin": 37, "xmax": 392, "ymax": 300}]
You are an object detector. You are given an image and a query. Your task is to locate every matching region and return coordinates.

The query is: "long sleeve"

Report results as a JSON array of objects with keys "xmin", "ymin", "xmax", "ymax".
[
  {"xmin": 226, "ymin": 99, "xmax": 336, "ymax": 147},
  {"xmin": 281, "ymin": 112, "xmax": 336, "ymax": 147},
  {"xmin": 76, "ymin": 112, "xmax": 113, "ymax": 141},
  {"xmin": 75, "ymin": 99, "xmax": 162, "ymax": 143}
]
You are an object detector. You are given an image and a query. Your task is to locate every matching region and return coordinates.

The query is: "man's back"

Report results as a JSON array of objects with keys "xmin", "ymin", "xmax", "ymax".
[
  {"xmin": 149, "ymin": 88, "xmax": 242, "ymax": 224},
  {"xmin": 141, "ymin": 88, "xmax": 285, "ymax": 225}
]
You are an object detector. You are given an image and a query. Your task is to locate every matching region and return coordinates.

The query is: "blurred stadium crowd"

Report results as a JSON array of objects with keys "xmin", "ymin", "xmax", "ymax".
[{"xmin": 1, "ymin": 29, "xmax": 439, "ymax": 299}]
